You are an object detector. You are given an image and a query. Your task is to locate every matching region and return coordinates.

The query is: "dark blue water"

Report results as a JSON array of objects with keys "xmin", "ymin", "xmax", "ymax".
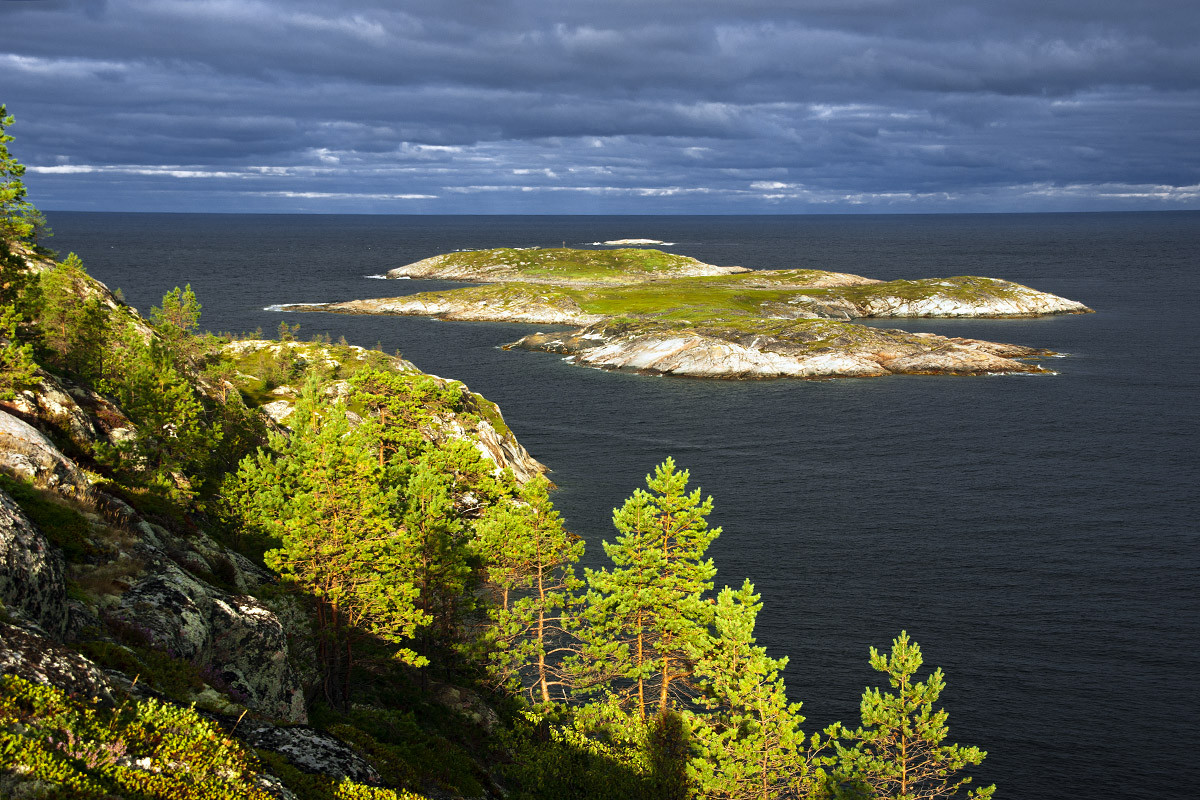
[{"xmin": 47, "ymin": 212, "xmax": 1199, "ymax": 799}]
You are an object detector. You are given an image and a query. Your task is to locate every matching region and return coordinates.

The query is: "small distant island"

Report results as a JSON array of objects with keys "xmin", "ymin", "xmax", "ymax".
[{"xmin": 280, "ymin": 247, "xmax": 1092, "ymax": 379}]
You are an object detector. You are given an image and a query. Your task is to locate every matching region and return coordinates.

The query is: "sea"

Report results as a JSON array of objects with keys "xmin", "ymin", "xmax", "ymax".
[{"xmin": 45, "ymin": 211, "xmax": 1199, "ymax": 799}]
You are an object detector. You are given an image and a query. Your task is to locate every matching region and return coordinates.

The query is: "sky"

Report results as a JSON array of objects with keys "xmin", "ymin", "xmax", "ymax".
[{"xmin": 3, "ymin": 0, "xmax": 1199, "ymax": 214}]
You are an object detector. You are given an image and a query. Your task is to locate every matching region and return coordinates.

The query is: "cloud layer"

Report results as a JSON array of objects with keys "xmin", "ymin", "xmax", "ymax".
[{"xmin": 4, "ymin": 0, "xmax": 1198, "ymax": 212}]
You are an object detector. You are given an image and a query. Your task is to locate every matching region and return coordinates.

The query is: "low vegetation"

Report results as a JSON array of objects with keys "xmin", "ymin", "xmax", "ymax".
[{"xmin": 406, "ymin": 246, "xmax": 726, "ymax": 284}]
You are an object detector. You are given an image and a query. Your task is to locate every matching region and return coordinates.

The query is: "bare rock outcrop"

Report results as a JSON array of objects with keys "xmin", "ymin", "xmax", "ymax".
[
  {"xmin": 0, "ymin": 489, "xmax": 69, "ymax": 638},
  {"xmin": 510, "ymin": 321, "xmax": 1053, "ymax": 380},
  {"xmin": 0, "ymin": 620, "xmax": 123, "ymax": 703},
  {"xmin": 0, "ymin": 409, "xmax": 92, "ymax": 501},
  {"xmin": 110, "ymin": 560, "xmax": 307, "ymax": 722},
  {"xmin": 386, "ymin": 249, "xmax": 748, "ymax": 285},
  {"xmin": 243, "ymin": 725, "xmax": 382, "ymax": 784},
  {"xmin": 294, "ymin": 293, "xmax": 604, "ymax": 326}
]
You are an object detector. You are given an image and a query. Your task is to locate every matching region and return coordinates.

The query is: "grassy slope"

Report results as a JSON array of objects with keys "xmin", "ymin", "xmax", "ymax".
[
  {"xmin": 382, "ymin": 263, "xmax": 1039, "ymax": 329},
  {"xmin": 417, "ymin": 247, "xmax": 715, "ymax": 283}
]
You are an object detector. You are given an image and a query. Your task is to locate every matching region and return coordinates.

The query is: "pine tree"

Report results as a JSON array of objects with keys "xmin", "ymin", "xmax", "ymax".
[
  {"xmin": 97, "ymin": 322, "xmax": 219, "ymax": 497},
  {"xmin": 0, "ymin": 302, "xmax": 37, "ymax": 400},
  {"xmin": 690, "ymin": 581, "xmax": 826, "ymax": 800},
  {"xmin": 151, "ymin": 284, "xmax": 202, "ymax": 366},
  {"xmin": 229, "ymin": 388, "xmax": 428, "ymax": 707},
  {"xmin": 473, "ymin": 474, "xmax": 584, "ymax": 704},
  {"xmin": 0, "ymin": 105, "xmax": 41, "ymax": 244},
  {"xmin": 831, "ymin": 632, "xmax": 995, "ymax": 800},
  {"xmin": 37, "ymin": 253, "xmax": 109, "ymax": 378},
  {"xmin": 578, "ymin": 458, "xmax": 720, "ymax": 719},
  {"xmin": 403, "ymin": 455, "xmax": 472, "ymax": 662},
  {"xmin": 349, "ymin": 368, "xmax": 463, "ymax": 466}
]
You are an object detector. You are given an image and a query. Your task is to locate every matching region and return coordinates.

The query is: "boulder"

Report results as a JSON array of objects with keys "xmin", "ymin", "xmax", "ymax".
[
  {"xmin": 111, "ymin": 560, "xmax": 306, "ymax": 722},
  {"xmin": 243, "ymin": 725, "xmax": 381, "ymax": 784},
  {"xmin": 0, "ymin": 410, "xmax": 93, "ymax": 500},
  {"xmin": 0, "ymin": 489, "xmax": 68, "ymax": 638},
  {"xmin": 0, "ymin": 620, "xmax": 121, "ymax": 703}
]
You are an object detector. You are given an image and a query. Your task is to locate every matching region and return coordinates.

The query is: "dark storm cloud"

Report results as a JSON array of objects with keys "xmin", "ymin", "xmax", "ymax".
[{"xmin": 2, "ymin": 0, "xmax": 1197, "ymax": 212}]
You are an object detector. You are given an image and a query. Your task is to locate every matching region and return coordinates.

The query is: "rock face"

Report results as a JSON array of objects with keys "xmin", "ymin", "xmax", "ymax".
[
  {"xmin": 0, "ymin": 489, "xmax": 69, "ymax": 638},
  {"xmin": 451, "ymin": 393, "xmax": 545, "ymax": 483},
  {"xmin": 244, "ymin": 726, "xmax": 382, "ymax": 785},
  {"xmin": 110, "ymin": 560, "xmax": 307, "ymax": 722},
  {"xmin": 510, "ymin": 321, "xmax": 1053, "ymax": 379},
  {"xmin": 225, "ymin": 341, "xmax": 547, "ymax": 482},
  {"xmin": 305, "ymin": 293, "xmax": 604, "ymax": 325},
  {"xmin": 0, "ymin": 410, "xmax": 93, "ymax": 501},
  {"xmin": 0, "ymin": 620, "xmax": 122, "ymax": 703},
  {"xmin": 785, "ymin": 276, "xmax": 1092, "ymax": 319}
]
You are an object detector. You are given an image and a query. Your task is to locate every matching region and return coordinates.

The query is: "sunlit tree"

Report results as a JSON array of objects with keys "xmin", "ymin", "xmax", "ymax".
[
  {"xmin": 831, "ymin": 632, "xmax": 995, "ymax": 800},
  {"xmin": 577, "ymin": 458, "xmax": 720, "ymax": 719}
]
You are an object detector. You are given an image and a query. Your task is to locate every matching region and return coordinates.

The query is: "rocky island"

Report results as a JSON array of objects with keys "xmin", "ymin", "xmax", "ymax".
[{"xmin": 281, "ymin": 247, "xmax": 1092, "ymax": 379}]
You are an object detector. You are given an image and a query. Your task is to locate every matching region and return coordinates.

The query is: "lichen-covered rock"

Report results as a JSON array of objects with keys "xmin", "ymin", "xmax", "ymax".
[
  {"xmin": 260, "ymin": 400, "xmax": 296, "ymax": 425},
  {"xmin": 512, "ymin": 319, "xmax": 1053, "ymax": 380},
  {"xmin": 846, "ymin": 276, "xmax": 1092, "ymax": 318},
  {"xmin": 111, "ymin": 560, "xmax": 306, "ymax": 722},
  {"xmin": 302, "ymin": 292, "xmax": 605, "ymax": 325},
  {"xmin": 208, "ymin": 594, "xmax": 306, "ymax": 722},
  {"xmin": 433, "ymin": 396, "xmax": 546, "ymax": 483},
  {"xmin": 243, "ymin": 725, "xmax": 381, "ymax": 784},
  {"xmin": 384, "ymin": 247, "xmax": 748, "ymax": 284},
  {"xmin": 0, "ymin": 620, "xmax": 121, "ymax": 702},
  {"xmin": 0, "ymin": 489, "xmax": 68, "ymax": 638},
  {"xmin": 0, "ymin": 410, "xmax": 93, "ymax": 500},
  {"xmin": 5, "ymin": 372, "xmax": 136, "ymax": 456},
  {"xmin": 431, "ymin": 682, "xmax": 501, "ymax": 733}
]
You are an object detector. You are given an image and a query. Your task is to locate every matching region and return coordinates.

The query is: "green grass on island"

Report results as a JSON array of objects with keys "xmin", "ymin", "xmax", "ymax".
[
  {"xmin": 376, "ymin": 247, "xmax": 1074, "ymax": 326},
  {"xmin": 404, "ymin": 246, "xmax": 741, "ymax": 284},
  {"xmin": 385, "ymin": 273, "xmax": 1043, "ymax": 326}
]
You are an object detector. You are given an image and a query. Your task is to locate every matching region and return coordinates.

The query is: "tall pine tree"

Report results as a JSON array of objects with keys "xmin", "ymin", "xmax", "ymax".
[
  {"xmin": 690, "ymin": 580, "xmax": 827, "ymax": 800},
  {"xmin": 228, "ymin": 387, "xmax": 427, "ymax": 707},
  {"xmin": 578, "ymin": 458, "xmax": 719, "ymax": 719},
  {"xmin": 473, "ymin": 474, "xmax": 584, "ymax": 704}
]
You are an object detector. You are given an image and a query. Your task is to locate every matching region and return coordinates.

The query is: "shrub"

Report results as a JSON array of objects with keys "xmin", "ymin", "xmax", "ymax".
[{"xmin": 0, "ymin": 673, "xmax": 274, "ymax": 799}]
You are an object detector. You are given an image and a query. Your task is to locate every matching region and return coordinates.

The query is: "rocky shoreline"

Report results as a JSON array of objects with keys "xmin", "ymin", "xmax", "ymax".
[
  {"xmin": 507, "ymin": 321, "xmax": 1057, "ymax": 379},
  {"xmin": 279, "ymin": 247, "xmax": 1091, "ymax": 380}
]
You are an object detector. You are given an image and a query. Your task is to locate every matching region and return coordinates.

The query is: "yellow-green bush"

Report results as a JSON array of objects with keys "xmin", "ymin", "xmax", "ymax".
[{"xmin": 0, "ymin": 673, "xmax": 272, "ymax": 799}]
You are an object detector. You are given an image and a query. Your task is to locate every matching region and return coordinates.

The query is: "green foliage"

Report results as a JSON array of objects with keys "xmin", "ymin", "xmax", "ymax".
[
  {"xmin": 646, "ymin": 710, "xmax": 691, "ymax": 800},
  {"xmin": 254, "ymin": 750, "xmax": 427, "ymax": 800},
  {"xmin": 689, "ymin": 581, "xmax": 827, "ymax": 800},
  {"xmin": 424, "ymin": 246, "xmax": 706, "ymax": 284},
  {"xmin": 473, "ymin": 474, "xmax": 584, "ymax": 704},
  {"xmin": 0, "ymin": 472, "xmax": 93, "ymax": 561},
  {"xmin": 276, "ymin": 320, "xmax": 300, "ymax": 342},
  {"xmin": 328, "ymin": 718, "xmax": 483, "ymax": 797},
  {"xmin": 95, "ymin": 321, "xmax": 223, "ymax": 499},
  {"xmin": 0, "ymin": 105, "xmax": 41, "ymax": 244},
  {"xmin": 402, "ymin": 454, "xmax": 471, "ymax": 660},
  {"xmin": 0, "ymin": 673, "xmax": 273, "ymax": 799},
  {"xmin": 578, "ymin": 458, "xmax": 720, "ymax": 719},
  {"xmin": 499, "ymin": 701, "xmax": 657, "ymax": 800},
  {"xmin": 349, "ymin": 367, "xmax": 464, "ymax": 463},
  {"xmin": 37, "ymin": 252, "xmax": 110, "ymax": 379},
  {"xmin": 151, "ymin": 284, "xmax": 202, "ymax": 367},
  {"xmin": 830, "ymin": 632, "xmax": 995, "ymax": 800},
  {"xmin": 0, "ymin": 300, "xmax": 37, "ymax": 400},
  {"xmin": 227, "ymin": 385, "xmax": 428, "ymax": 706},
  {"xmin": 76, "ymin": 639, "xmax": 216, "ymax": 704}
]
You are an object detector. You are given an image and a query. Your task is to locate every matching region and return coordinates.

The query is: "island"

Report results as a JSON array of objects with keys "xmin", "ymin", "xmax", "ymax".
[{"xmin": 279, "ymin": 247, "xmax": 1093, "ymax": 379}]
